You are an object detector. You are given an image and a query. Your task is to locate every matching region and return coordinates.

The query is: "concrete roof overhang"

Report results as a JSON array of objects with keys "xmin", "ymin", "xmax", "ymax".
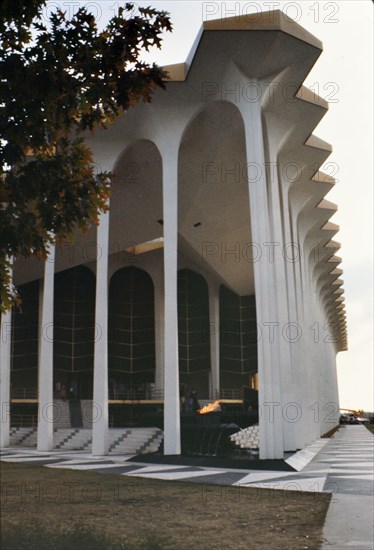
[{"xmin": 12, "ymin": 10, "xmax": 346, "ymax": 346}]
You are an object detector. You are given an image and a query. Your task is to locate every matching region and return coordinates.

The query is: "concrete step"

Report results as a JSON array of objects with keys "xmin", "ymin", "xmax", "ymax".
[
  {"xmin": 56, "ymin": 429, "xmax": 92, "ymax": 450},
  {"xmin": 230, "ymin": 425, "xmax": 260, "ymax": 449},
  {"xmin": 109, "ymin": 428, "xmax": 163, "ymax": 454},
  {"xmin": 9, "ymin": 427, "xmax": 164, "ymax": 454},
  {"xmin": 9, "ymin": 427, "xmax": 37, "ymax": 447}
]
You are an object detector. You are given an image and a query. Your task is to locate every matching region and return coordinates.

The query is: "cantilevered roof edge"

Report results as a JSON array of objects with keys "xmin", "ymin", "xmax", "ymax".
[{"xmin": 163, "ymin": 10, "xmax": 322, "ymax": 82}]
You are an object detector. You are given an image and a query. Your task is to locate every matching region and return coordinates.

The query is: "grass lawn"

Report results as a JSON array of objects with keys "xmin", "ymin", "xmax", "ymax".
[
  {"xmin": 1, "ymin": 462, "xmax": 330, "ymax": 550},
  {"xmin": 365, "ymin": 424, "xmax": 374, "ymax": 434}
]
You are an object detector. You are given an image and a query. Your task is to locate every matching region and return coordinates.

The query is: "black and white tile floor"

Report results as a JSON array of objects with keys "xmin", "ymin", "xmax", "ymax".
[{"xmin": 1, "ymin": 425, "xmax": 373, "ymax": 496}]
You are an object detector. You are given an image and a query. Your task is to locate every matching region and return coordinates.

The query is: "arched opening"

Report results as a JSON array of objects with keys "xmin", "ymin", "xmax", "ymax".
[
  {"xmin": 108, "ymin": 267, "xmax": 156, "ymax": 398},
  {"xmin": 110, "ymin": 139, "xmax": 163, "ymax": 255},
  {"xmin": 178, "ymin": 101, "xmax": 254, "ymax": 294},
  {"xmin": 53, "ymin": 266, "xmax": 96, "ymax": 400},
  {"xmin": 178, "ymin": 269, "xmax": 210, "ymax": 398},
  {"xmin": 178, "ymin": 101, "xmax": 257, "ymax": 402}
]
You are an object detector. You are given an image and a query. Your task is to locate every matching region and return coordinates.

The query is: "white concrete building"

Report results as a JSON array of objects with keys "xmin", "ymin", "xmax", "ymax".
[{"xmin": 0, "ymin": 11, "xmax": 347, "ymax": 459}]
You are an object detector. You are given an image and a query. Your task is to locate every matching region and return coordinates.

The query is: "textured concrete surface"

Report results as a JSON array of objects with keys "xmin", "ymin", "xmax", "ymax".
[
  {"xmin": 321, "ymin": 425, "xmax": 374, "ymax": 549},
  {"xmin": 323, "ymin": 494, "xmax": 374, "ymax": 548}
]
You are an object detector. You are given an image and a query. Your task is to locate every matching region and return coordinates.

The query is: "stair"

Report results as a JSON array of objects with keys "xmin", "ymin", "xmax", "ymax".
[
  {"xmin": 9, "ymin": 427, "xmax": 37, "ymax": 447},
  {"xmin": 8, "ymin": 424, "xmax": 163, "ymax": 454},
  {"xmin": 54, "ymin": 428, "xmax": 92, "ymax": 450},
  {"xmin": 108, "ymin": 428, "xmax": 163, "ymax": 454},
  {"xmin": 230, "ymin": 424, "xmax": 259, "ymax": 449}
]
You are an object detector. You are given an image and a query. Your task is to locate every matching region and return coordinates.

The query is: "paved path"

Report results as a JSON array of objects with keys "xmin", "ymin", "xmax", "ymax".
[
  {"xmin": 1, "ymin": 425, "xmax": 373, "ymax": 547},
  {"xmin": 318, "ymin": 425, "xmax": 374, "ymax": 549}
]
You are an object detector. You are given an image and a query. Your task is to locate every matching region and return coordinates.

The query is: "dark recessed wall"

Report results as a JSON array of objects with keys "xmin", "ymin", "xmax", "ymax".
[
  {"xmin": 109, "ymin": 267, "xmax": 155, "ymax": 383},
  {"xmin": 54, "ymin": 266, "xmax": 96, "ymax": 374},
  {"xmin": 9, "ymin": 269, "xmax": 258, "ymax": 398},
  {"xmin": 11, "ymin": 280, "xmax": 39, "ymax": 388},
  {"xmin": 178, "ymin": 269, "xmax": 210, "ymax": 396},
  {"xmin": 219, "ymin": 285, "xmax": 257, "ymax": 388}
]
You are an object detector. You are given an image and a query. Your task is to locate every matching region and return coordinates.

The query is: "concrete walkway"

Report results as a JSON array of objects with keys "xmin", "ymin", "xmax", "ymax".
[{"xmin": 317, "ymin": 425, "xmax": 374, "ymax": 549}]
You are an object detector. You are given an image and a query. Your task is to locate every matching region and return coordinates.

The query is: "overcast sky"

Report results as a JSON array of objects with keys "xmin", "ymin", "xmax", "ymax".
[{"xmin": 52, "ymin": 1, "xmax": 373, "ymax": 411}]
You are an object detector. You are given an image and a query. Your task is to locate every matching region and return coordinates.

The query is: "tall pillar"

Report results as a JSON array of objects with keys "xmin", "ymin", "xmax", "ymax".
[
  {"xmin": 0, "ymin": 266, "xmax": 13, "ymax": 448},
  {"xmin": 154, "ymin": 281, "xmax": 165, "ymax": 395},
  {"xmin": 274, "ymin": 175, "xmax": 307, "ymax": 450},
  {"xmin": 240, "ymin": 98, "xmax": 284, "ymax": 459},
  {"xmin": 37, "ymin": 245, "xmax": 55, "ymax": 451},
  {"xmin": 264, "ymin": 164, "xmax": 296, "ymax": 452},
  {"xmin": 162, "ymin": 152, "xmax": 181, "ymax": 455},
  {"xmin": 92, "ymin": 210, "xmax": 110, "ymax": 455},
  {"xmin": 303, "ymin": 255, "xmax": 324, "ymax": 443},
  {"xmin": 208, "ymin": 281, "xmax": 220, "ymax": 400}
]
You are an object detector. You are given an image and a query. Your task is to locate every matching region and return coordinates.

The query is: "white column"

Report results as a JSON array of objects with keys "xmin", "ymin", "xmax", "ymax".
[
  {"xmin": 37, "ymin": 245, "xmax": 55, "ymax": 451},
  {"xmin": 303, "ymin": 255, "xmax": 324, "ymax": 443},
  {"xmin": 208, "ymin": 282, "xmax": 220, "ymax": 400},
  {"xmin": 162, "ymin": 153, "xmax": 181, "ymax": 455},
  {"xmin": 275, "ymin": 179, "xmax": 307, "ymax": 450},
  {"xmin": 154, "ymin": 281, "xmax": 165, "ymax": 394},
  {"xmin": 92, "ymin": 210, "xmax": 110, "ymax": 455},
  {"xmin": 264, "ymin": 167, "xmax": 296, "ymax": 452},
  {"xmin": 0, "ymin": 268, "xmax": 13, "ymax": 448},
  {"xmin": 240, "ymin": 99, "xmax": 284, "ymax": 459}
]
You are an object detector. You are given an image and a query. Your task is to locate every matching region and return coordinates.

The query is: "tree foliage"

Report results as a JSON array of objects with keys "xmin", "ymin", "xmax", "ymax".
[{"xmin": 0, "ymin": 1, "xmax": 171, "ymax": 312}]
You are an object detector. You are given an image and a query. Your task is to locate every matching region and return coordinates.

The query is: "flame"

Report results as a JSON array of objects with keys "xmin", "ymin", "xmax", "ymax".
[{"xmin": 198, "ymin": 400, "xmax": 221, "ymax": 414}]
